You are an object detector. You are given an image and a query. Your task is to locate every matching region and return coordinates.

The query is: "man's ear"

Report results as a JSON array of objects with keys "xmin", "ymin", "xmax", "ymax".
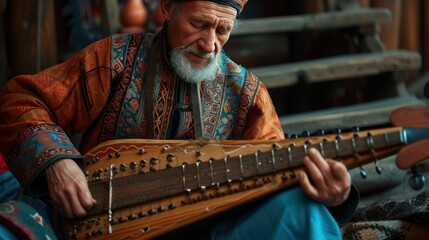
[{"xmin": 160, "ymin": 0, "xmax": 174, "ymax": 21}]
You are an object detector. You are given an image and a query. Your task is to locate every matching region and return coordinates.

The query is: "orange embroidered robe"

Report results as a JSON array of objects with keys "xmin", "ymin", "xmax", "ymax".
[{"xmin": 0, "ymin": 31, "xmax": 284, "ymax": 197}]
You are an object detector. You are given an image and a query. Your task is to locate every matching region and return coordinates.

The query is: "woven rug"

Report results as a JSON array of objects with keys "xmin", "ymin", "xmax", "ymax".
[{"xmin": 341, "ymin": 191, "xmax": 429, "ymax": 239}]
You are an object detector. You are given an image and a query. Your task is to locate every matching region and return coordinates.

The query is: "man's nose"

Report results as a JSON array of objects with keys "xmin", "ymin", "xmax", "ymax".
[{"xmin": 197, "ymin": 29, "xmax": 216, "ymax": 54}]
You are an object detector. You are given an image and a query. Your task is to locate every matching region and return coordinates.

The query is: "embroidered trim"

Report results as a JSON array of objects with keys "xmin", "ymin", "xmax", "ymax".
[
  {"xmin": 230, "ymin": 71, "xmax": 259, "ymax": 139},
  {"xmin": 6, "ymin": 124, "xmax": 81, "ymax": 191},
  {"xmin": 99, "ymin": 33, "xmax": 144, "ymax": 143},
  {"xmin": 153, "ymin": 63, "xmax": 176, "ymax": 139},
  {"xmin": 116, "ymin": 40, "xmax": 147, "ymax": 139},
  {"xmin": 203, "ymin": 54, "xmax": 257, "ymax": 140},
  {"xmin": 202, "ymin": 72, "xmax": 227, "ymax": 139}
]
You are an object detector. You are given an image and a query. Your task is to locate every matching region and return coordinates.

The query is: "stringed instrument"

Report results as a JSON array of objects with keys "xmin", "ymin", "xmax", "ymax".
[{"xmin": 60, "ymin": 106, "xmax": 429, "ymax": 240}]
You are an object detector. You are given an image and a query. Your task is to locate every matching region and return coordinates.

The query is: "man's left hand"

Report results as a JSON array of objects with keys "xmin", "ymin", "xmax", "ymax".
[{"xmin": 299, "ymin": 148, "xmax": 351, "ymax": 207}]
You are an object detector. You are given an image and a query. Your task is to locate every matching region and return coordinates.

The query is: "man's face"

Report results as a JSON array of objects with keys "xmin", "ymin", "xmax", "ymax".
[{"xmin": 162, "ymin": 1, "xmax": 237, "ymax": 82}]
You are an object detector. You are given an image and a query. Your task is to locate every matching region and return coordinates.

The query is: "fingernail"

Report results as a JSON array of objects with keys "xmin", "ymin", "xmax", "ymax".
[{"xmin": 303, "ymin": 156, "xmax": 310, "ymax": 162}]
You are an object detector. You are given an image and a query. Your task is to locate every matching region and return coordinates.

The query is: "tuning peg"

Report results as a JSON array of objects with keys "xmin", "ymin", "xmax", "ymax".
[
  {"xmin": 375, "ymin": 164, "xmax": 382, "ymax": 174},
  {"xmin": 333, "ymin": 128, "xmax": 342, "ymax": 134},
  {"xmin": 314, "ymin": 129, "xmax": 326, "ymax": 136},
  {"xmin": 351, "ymin": 126, "xmax": 360, "ymax": 132},
  {"xmin": 301, "ymin": 130, "xmax": 311, "ymax": 137},
  {"xmin": 290, "ymin": 134, "xmax": 299, "ymax": 139},
  {"xmin": 409, "ymin": 166, "xmax": 426, "ymax": 190},
  {"xmin": 285, "ymin": 133, "xmax": 299, "ymax": 139},
  {"xmin": 360, "ymin": 167, "xmax": 367, "ymax": 179},
  {"xmin": 424, "ymin": 81, "xmax": 429, "ymax": 99}
]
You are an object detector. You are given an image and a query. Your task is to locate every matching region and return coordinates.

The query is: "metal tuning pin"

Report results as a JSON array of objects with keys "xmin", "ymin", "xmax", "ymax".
[
  {"xmin": 409, "ymin": 166, "xmax": 426, "ymax": 191},
  {"xmin": 167, "ymin": 153, "xmax": 176, "ymax": 162},
  {"xmin": 375, "ymin": 163, "xmax": 383, "ymax": 174},
  {"xmin": 120, "ymin": 163, "xmax": 127, "ymax": 171},
  {"xmin": 182, "ymin": 162, "xmax": 192, "ymax": 194},
  {"xmin": 150, "ymin": 157, "xmax": 159, "ymax": 165},
  {"xmin": 290, "ymin": 134, "xmax": 299, "ymax": 139},
  {"xmin": 196, "ymin": 160, "xmax": 205, "ymax": 192},
  {"xmin": 333, "ymin": 128, "xmax": 342, "ymax": 135},
  {"xmin": 130, "ymin": 161, "xmax": 138, "ymax": 169},
  {"xmin": 352, "ymin": 126, "xmax": 361, "ymax": 161},
  {"xmin": 140, "ymin": 159, "xmax": 148, "ymax": 167},
  {"xmin": 161, "ymin": 146, "xmax": 169, "ymax": 153},
  {"xmin": 360, "ymin": 167, "xmax": 367, "ymax": 179},
  {"xmin": 108, "ymin": 164, "xmax": 114, "ymax": 234},
  {"xmin": 301, "ymin": 130, "xmax": 311, "ymax": 137},
  {"xmin": 314, "ymin": 129, "xmax": 325, "ymax": 136},
  {"xmin": 367, "ymin": 133, "xmax": 382, "ymax": 175},
  {"xmin": 194, "ymin": 151, "xmax": 202, "ymax": 157}
]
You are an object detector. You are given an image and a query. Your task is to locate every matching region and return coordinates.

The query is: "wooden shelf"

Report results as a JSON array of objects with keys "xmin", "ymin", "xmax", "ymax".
[
  {"xmin": 232, "ymin": 8, "xmax": 391, "ymax": 35},
  {"xmin": 251, "ymin": 50, "xmax": 421, "ymax": 89}
]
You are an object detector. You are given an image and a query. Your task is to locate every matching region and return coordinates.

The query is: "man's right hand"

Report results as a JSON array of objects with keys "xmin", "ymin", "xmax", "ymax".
[{"xmin": 44, "ymin": 159, "xmax": 97, "ymax": 218}]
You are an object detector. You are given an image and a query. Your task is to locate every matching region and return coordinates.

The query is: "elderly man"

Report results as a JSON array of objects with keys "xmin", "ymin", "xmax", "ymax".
[{"xmin": 0, "ymin": 0, "xmax": 356, "ymax": 239}]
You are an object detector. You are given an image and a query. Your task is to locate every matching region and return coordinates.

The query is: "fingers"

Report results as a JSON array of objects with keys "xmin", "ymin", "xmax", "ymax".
[
  {"xmin": 298, "ymin": 170, "xmax": 318, "ymax": 200},
  {"xmin": 299, "ymin": 154, "xmax": 334, "ymax": 202},
  {"xmin": 77, "ymin": 179, "xmax": 97, "ymax": 212},
  {"xmin": 307, "ymin": 148, "xmax": 330, "ymax": 173},
  {"xmin": 62, "ymin": 181, "xmax": 96, "ymax": 218},
  {"xmin": 327, "ymin": 159, "xmax": 351, "ymax": 203},
  {"xmin": 328, "ymin": 159, "xmax": 351, "ymax": 183},
  {"xmin": 48, "ymin": 181, "xmax": 73, "ymax": 218},
  {"xmin": 56, "ymin": 183, "xmax": 87, "ymax": 218},
  {"xmin": 45, "ymin": 159, "xmax": 96, "ymax": 218},
  {"xmin": 301, "ymin": 149, "xmax": 334, "ymax": 191},
  {"xmin": 300, "ymin": 148, "xmax": 351, "ymax": 206}
]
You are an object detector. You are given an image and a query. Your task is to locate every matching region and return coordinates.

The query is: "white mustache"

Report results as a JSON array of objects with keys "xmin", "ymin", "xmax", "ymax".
[{"xmin": 172, "ymin": 46, "xmax": 215, "ymax": 60}]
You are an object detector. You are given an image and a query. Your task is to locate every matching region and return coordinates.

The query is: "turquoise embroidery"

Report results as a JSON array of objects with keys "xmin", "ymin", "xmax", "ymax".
[{"xmin": 8, "ymin": 124, "xmax": 81, "ymax": 192}]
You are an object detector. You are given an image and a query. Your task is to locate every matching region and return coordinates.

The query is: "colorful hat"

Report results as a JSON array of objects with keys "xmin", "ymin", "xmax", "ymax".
[{"xmin": 173, "ymin": 0, "xmax": 248, "ymax": 14}]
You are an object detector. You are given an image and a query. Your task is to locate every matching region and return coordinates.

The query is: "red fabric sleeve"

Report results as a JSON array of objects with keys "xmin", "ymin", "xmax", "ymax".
[{"xmin": 0, "ymin": 153, "xmax": 8, "ymax": 173}]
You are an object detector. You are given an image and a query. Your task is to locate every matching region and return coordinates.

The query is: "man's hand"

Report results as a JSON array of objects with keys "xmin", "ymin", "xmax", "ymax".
[
  {"xmin": 45, "ymin": 159, "xmax": 96, "ymax": 218},
  {"xmin": 299, "ymin": 148, "xmax": 351, "ymax": 207}
]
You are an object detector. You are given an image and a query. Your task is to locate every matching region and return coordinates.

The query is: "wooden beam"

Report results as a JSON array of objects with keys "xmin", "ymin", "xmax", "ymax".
[
  {"xmin": 250, "ymin": 50, "xmax": 421, "ymax": 89},
  {"xmin": 232, "ymin": 8, "xmax": 391, "ymax": 35}
]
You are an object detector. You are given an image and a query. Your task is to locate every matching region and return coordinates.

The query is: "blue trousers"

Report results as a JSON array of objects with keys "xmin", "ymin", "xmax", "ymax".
[
  {"xmin": 210, "ymin": 187, "xmax": 341, "ymax": 240},
  {"xmin": 0, "ymin": 171, "xmax": 341, "ymax": 240}
]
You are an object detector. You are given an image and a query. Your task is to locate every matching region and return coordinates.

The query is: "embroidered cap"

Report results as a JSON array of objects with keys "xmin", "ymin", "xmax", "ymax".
[{"xmin": 173, "ymin": 0, "xmax": 248, "ymax": 14}]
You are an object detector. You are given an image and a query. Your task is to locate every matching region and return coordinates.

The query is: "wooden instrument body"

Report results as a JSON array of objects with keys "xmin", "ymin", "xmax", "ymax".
[{"xmin": 60, "ymin": 126, "xmax": 406, "ymax": 240}]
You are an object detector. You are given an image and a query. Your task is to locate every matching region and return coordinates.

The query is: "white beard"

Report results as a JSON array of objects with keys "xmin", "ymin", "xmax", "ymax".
[{"xmin": 170, "ymin": 46, "xmax": 220, "ymax": 83}]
